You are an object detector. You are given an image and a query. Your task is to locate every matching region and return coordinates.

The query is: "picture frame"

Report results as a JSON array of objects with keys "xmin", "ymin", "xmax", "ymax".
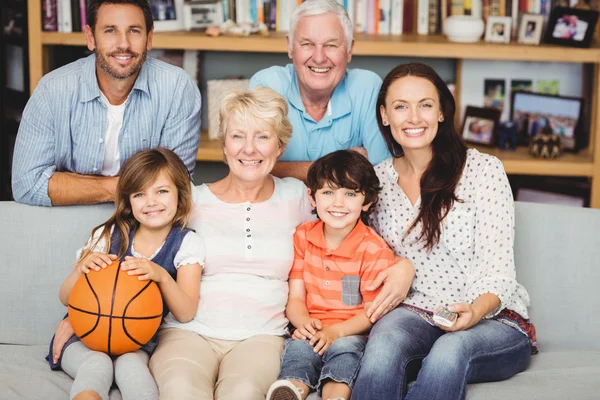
[
  {"xmin": 461, "ymin": 106, "xmax": 502, "ymax": 147},
  {"xmin": 543, "ymin": 6, "xmax": 599, "ymax": 48},
  {"xmin": 485, "ymin": 16, "xmax": 512, "ymax": 44},
  {"xmin": 510, "ymin": 91, "xmax": 583, "ymax": 151},
  {"xmin": 517, "ymin": 13, "xmax": 545, "ymax": 45},
  {"xmin": 150, "ymin": 0, "xmax": 185, "ymax": 32}
]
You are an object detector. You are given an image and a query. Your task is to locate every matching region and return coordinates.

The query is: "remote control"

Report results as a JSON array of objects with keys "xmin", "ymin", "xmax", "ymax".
[{"xmin": 432, "ymin": 305, "xmax": 458, "ymax": 327}]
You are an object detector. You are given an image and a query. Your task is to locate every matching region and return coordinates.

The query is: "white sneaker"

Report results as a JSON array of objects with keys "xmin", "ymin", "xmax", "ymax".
[{"xmin": 266, "ymin": 380, "xmax": 305, "ymax": 400}]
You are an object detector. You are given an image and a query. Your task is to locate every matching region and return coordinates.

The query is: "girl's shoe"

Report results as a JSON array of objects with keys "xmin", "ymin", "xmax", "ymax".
[{"xmin": 266, "ymin": 380, "xmax": 305, "ymax": 400}]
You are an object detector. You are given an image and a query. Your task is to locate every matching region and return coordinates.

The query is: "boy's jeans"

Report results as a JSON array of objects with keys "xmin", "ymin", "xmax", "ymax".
[
  {"xmin": 351, "ymin": 307, "xmax": 531, "ymax": 400},
  {"xmin": 278, "ymin": 335, "xmax": 367, "ymax": 395}
]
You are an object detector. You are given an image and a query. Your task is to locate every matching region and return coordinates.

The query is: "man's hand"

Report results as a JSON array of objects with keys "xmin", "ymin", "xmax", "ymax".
[
  {"xmin": 291, "ymin": 318, "xmax": 322, "ymax": 340},
  {"xmin": 309, "ymin": 325, "xmax": 341, "ymax": 355},
  {"xmin": 121, "ymin": 256, "xmax": 167, "ymax": 282},
  {"xmin": 366, "ymin": 257, "xmax": 415, "ymax": 323},
  {"xmin": 52, "ymin": 318, "xmax": 74, "ymax": 364}
]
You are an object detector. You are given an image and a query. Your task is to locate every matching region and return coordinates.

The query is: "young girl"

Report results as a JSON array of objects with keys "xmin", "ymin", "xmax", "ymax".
[{"xmin": 47, "ymin": 148, "xmax": 204, "ymax": 400}]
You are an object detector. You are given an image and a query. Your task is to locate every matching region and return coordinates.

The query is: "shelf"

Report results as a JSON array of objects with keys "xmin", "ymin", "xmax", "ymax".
[
  {"xmin": 471, "ymin": 145, "xmax": 595, "ymax": 177},
  {"xmin": 196, "ymin": 132, "xmax": 223, "ymax": 162},
  {"xmin": 40, "ymin": 31, "xmax": 600, "ymax": 63},
  {"xmin": 196, "ymin": 133, "xmax": 594, "ymax": 177}
]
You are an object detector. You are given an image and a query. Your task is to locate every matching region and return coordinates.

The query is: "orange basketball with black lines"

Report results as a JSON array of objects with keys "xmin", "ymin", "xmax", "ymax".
[{"xmin": 68, "ymin": 260, "xmax": 163, "ymax": 356}]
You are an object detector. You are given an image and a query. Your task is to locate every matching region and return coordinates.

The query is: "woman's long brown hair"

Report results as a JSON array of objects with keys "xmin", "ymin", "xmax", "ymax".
[
  {"xmin": 79, "ymin": 148, "xmax": 193, "ymax": 261},
  {"xmin": 376, "ymin": 63, "xmax": 468, "ymax": 251}
]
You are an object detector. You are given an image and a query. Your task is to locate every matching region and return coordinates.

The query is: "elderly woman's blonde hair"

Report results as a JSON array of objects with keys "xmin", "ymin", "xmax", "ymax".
[{"xmin": 218, "ymin": 86, "xmax": 293, "ymax": 150}]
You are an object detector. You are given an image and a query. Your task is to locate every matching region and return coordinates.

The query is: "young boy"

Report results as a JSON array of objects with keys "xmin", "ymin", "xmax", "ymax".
[{"xmin": 266, "ymin": 150, "xmax": 397, "ymax": 400}]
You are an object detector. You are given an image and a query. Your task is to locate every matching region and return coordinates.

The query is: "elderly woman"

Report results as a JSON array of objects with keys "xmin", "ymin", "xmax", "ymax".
[
  {"xmin": 148, "ymin": 86, "xmax": 314, "ymax": 400},
  {"xmin": 249, "ymin": 0, "xmax": 390, "ymax": 181},
  {"xmin": 351, "ymin": 63, "xmax": 537, "ymax": 400}
]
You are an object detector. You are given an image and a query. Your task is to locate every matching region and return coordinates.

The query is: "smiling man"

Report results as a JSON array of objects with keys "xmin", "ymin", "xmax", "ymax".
[
  {"xmin": 12, "ymin": 0, "xmax": 201, "ymax": 206},
  {"xmin": 249, "ymin": 0, "xmax": 390, "ymax": 181}
]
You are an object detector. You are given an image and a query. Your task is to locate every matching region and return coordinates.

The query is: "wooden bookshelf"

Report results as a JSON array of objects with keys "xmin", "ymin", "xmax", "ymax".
[{"xmin": 26, "ymin": 0, "xmax": 600, "ymax": 208}]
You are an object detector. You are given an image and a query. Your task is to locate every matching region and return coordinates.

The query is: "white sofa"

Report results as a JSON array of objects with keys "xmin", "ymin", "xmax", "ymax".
[{"xmin": 1, "ymin": 201, "xmax": 599, "ymax": 399}]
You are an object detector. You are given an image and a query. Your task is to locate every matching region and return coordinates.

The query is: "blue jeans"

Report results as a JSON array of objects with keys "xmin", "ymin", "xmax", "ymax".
[
  {"xmin": 278, "ymin": 335, "xmax": 367, "ymax": 395},
  {"xmin": 352, "ymin": 308, "xmax": 531, "ymax": 400}
]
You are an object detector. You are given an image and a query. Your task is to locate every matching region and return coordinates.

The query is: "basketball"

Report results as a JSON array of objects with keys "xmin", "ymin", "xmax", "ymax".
[{"xmin": 68, "ymin": 260, "xmax": 163, "ymax": 356}]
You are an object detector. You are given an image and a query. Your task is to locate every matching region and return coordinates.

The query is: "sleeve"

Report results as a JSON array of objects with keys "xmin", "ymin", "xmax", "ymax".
[
  {"xmin": 11, "ymin": 83, "xmax": 56, "ymax": 206},
  {"xmin": 173, "ymin": 231, "xmax": 206, "ymax": 269},
  {"xmin": 159, "ymin": 73, "xmax": 201, "ymax": 176},
  {"xmin": 75, "ymin": 226, "xmax": 109, "ymax": 260},
  {"xmin": 466, "ymin": 156, "xmax": 518, "ymax": 318},
  {"xmin": 289, "ymin": 227, "xmax": 308, "ymax": 280},
  {"xmin": 249, "ymin": 67, "xmax": 287, "ymax": 96},
  {"xmin": 359, "ymin": 242, "xmax": 396, "ymax": 303},
  {"xmin": 359, "ymin": 74, "xmax": 391, "ymax": 165},
  {"xmin": 299, "ymin": 183, "xmax": 316, "ymax": 224}
]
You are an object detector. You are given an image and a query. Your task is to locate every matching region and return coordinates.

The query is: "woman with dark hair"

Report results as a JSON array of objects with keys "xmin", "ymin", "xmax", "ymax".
[{"xmin": 351, "ymin": 63, "xmax": 537, "ymax": 400}]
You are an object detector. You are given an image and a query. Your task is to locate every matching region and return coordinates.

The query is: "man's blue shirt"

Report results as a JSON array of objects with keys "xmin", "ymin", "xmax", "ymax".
[
  {"xmin": 249, "ymin": 64, "xmax": 390, "ymax": 164},
  {"xmin": 12, "ymin": 54, "xmax": 201, "ymax": 206}
]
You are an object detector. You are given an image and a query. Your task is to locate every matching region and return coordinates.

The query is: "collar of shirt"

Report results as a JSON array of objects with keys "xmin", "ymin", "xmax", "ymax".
[
  {"xmin": 286, "ymin": 65, "xmax": 352, "ymax": 124},
  {"xmin": 79, "ymin": 53, "xmax": 151, "ymax": 103},
  {"xmin": 305, "ymin": 219, "xmax": 370, "ymax": 258}
]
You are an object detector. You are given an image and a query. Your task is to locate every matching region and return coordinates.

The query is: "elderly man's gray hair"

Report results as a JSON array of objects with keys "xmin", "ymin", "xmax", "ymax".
[{"xmin": 288, "ymin": 0, "xmax": 354, "ymax": 53}]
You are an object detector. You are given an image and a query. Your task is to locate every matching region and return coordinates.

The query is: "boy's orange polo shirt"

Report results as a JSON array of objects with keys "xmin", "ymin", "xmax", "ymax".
[{"xmin": 290, "ymin": 219, "xmax": 396, "ymax": 326}]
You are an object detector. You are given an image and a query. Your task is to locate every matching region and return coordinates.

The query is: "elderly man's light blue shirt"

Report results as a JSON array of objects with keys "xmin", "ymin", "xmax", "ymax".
[
  {"xmin": 249, "ymin": 64, "xmax": 390, "ymax": 164},
  {"xmin": 12, "ymin": 54, "xmax": 201, "ymax": 206}
]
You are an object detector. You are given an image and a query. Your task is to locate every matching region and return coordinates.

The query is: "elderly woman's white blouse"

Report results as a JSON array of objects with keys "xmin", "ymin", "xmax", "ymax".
[
  {"xmin": 162, "ymin": 176, "xmax": 314, "ymax": 340},
  {"xmin": 370, "ymin": 149, "xmax": 531, "ymax": 319}
]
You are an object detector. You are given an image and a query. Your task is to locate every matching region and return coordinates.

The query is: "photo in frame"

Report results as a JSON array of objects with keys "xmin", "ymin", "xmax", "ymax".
[
  {"xmin": 461, "ymin": 106, "xmax": 502, "ymax": 147},
  {"xmin": 510, "ymin": 91, "xmax": 583, "ymax": 151},
  {"xmin": 150, "ymin": 0, "xmax": 185, "ymax": 31},
  {"xmin": 485, "ymin": 16, "xmax": 512, "ymax": 44},
  {"xmin": 518, "ymin": 13, "xmax": 545, "ymax": 45},
  {"xmin": 543, "ymin": 6, "xmax": 599, "ymax": 48}
]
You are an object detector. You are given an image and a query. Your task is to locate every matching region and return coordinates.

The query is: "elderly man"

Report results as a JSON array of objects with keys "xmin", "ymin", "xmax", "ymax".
[
  {"xmin": 12, "ymin": 0, "xmax": 201, "ymax": 206},
  {"xmin": 249, "ymin": 0, "xmax": 389, "ymax": 181}
]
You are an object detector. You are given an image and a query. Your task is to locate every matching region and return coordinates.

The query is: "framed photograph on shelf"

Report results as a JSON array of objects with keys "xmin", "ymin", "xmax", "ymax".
[
  {"xmin": 543, "ymin": 6, "xmax": 599, "ymax": 48},
  {"xmin": 517, "ymin": 14, "xmax": 545, "ymax": 45},
  {"xmin": 510, "ymin": 91, "xmax": 583, "ymax": 151},
  {"xmin": 150, "ymin": 0, "xmax": 185, "ymax": 32},
  {"xmin": 461, "ymin": 106, "xmax": 501, "ymax": 147},
  {"xmin": 485, "ymin": 16, "xmax": 512, "ymax": 44}
]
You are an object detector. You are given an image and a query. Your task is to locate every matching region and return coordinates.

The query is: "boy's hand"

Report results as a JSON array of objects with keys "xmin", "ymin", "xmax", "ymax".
[
  {"xmin": 77, "ymin": 252, "xmax": 117, "ymax": 274},
  {"xmin": 309, "ymin": 325, "xmax": 340, "ymax": 355},
  {"xmin": 292, "ymin": 318, "xmax": 322, "ymax": 340},
  {"xmin": 121, "ymin": 256, "xmax": 166, "ymax": 282}
]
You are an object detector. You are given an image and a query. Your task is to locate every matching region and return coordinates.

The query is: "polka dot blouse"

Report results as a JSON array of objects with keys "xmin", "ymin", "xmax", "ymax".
[{"xmin": 370, "ymin": 149, "xmax": 531, "ymax": 319}]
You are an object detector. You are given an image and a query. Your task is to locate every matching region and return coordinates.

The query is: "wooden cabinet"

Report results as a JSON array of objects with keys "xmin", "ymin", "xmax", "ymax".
[{"xmin": 26, "ymin": 0, "xmax": 600, "ymax": 207}]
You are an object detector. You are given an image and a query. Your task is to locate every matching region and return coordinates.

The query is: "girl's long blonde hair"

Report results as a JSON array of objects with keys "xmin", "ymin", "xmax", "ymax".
[{"xmin": 79, "ymin": 148, "xmax": 193, "ymax": 261}]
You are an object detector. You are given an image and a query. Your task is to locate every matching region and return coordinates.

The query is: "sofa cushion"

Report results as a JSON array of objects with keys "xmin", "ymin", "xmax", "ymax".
[
  {"xmin": 513, "ymin": 203, "xmax": 600, "ymax": 351},
  {"xmin": 0, "ymin": 344, "xmax": 122, "ymax": 399},
  {"xmin": 0, "ymin": 203, "xmax": 113, "ymax": 345}
]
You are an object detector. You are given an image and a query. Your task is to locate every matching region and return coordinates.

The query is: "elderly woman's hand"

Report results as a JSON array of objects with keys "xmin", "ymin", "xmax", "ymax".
[
  {"xmin": 350, "ymin": 147, "xmax": 368, "ymax": 159},
  {"xmin": 365, "ymin": 257, "xmax": 415, "ymax": 323}
]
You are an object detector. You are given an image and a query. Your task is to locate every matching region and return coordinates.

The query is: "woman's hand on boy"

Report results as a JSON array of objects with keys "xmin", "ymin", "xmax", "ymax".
[
  {"xmin": 292, "ymin": 318, "xmax": 323, "ymax": 340},
  {"xmin": 77, "ymin": 252, "xmax": 117, "ymax": 273},
  {"xmin": 366, "ymin": 257, "xmax": 415, "ymax": 323},
  {"xmin": 121, "ymin": 256, "xmax": 167, "ymax": 282},
  {"xmin": 309, "ymin": 326, "xmax": 341, "ymax": 355}
]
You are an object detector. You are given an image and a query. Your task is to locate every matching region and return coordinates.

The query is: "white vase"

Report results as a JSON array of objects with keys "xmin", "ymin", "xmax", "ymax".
[{"xmin": 443, "ymin": 16, "xmax": 485, "ymax": 43}]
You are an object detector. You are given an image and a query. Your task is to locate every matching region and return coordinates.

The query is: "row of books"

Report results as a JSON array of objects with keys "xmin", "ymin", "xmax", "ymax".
[{"xmin": 40, "ymin": 0, "xmax": 584, "ymax": 35}]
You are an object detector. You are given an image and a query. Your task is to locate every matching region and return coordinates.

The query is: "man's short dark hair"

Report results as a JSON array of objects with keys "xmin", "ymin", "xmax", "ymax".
[
  {"xmin": 307, "ymin": 150, "xmax": 381, "ymax": 226},
  {"xmin": 87, "ymin": 0, "xmax": 154, "ymax": 33}
]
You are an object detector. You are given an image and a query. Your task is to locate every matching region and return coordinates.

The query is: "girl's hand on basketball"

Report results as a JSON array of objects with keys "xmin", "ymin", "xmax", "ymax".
[
  {"xmin": 77, "ymin": 253, "xmax": 117, "ymax": 273},
  {"xmin": 121, "ymin": 256, "xmax": 166, "ymax": 282}
]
